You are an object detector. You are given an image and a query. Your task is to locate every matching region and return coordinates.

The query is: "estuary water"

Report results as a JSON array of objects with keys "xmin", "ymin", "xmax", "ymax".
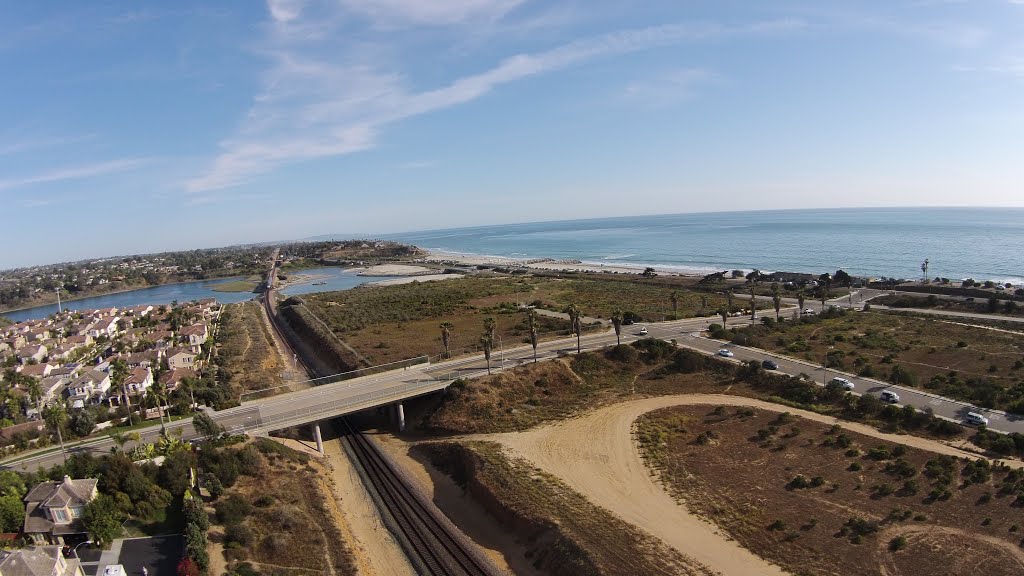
[{"xmin": 383, "ymin": 207, "xmax": 1024, "ymax": 285}]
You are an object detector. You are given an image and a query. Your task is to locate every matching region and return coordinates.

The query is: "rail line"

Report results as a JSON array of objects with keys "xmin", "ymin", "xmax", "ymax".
[
  {"xmin": 340, "ymin": 417, "xmax": 498, "ymax": 576},
  {"xmin": 260, "ymin": 252, "xmax": 498, "ymax": 576}
]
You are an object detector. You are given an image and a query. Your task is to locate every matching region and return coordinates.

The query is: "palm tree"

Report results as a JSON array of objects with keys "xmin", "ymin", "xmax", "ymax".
[
  {"xmin": 483, "ymin": 316, "xmax": 496, "ymax": 340},
  {"xmin": 718, "ymin": 306, "xmax": 728, "ymax": 327},
  {"xmin": 439, "ymin": 322, "xmax": 453, "ymax": 359},
  {"xmin": 43, "ymin": 402, "xmax": 68, "ymax": 464},
  {"xmin": 110, "ymin": 431, "xmax": 141, "ymax": 453},
  {"xmin": 771, "ymin": 283, "xmax": 782, "ymax": 321},
  {"xmin": 611, "ymin": 310, "xmax": 624, "ymax": 346},
  {"xmin": 669, "ymin": 291, "xmax": 679, "ymax": 319},
  {"xmin": 150, "ymin": 382, "xmax": 170, "ymax": 435},
  {"xmin": 26, "ymin": 379, "xmax": 43, "ymax": 419},
  {"xmin": 480, "ymin": 334, "xmax": 493, "ymax": 375},
  {"xmin": 526, "ymin": 310, "xmax": 539, "ymax": 363},
  {"xmin": 749, "ymin": 286, "xmax": 756, "ymax": 321},
  {"xmin": 699, "ymin": 295, "xmax": 708, "ymax": 315},
  {"xmin": 565, "ymin": 304, "xmax": 582, "ymax": 354},
  {"xmin": 110, "ymin": 359, "xmax": 133, "ymax": 426},
  {"xmin": 797, "ymin": 290, "xmax": 806, "ymax": 318},
  {"xmin": 726, "ymin": 291, "xmax": 734, "ymax": 314}
]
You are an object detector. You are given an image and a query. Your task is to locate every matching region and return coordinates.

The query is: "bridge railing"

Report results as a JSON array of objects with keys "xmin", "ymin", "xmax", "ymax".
[
  {"xmin": 239, "ymin": 355, "xmax": 431, "ymax": 401},
  {"xmin": 227, "ymin": 379, "xmax": 451, "ymax": 433}
]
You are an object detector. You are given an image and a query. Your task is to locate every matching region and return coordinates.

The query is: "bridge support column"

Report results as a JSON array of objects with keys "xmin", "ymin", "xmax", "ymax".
[
  {"xmin": 313, "ymin": 423, "xmax": 324, "ymax": 455},
  {"xmin": 395, "ymin": 402, "xmax": 406, "ymax": 433}
]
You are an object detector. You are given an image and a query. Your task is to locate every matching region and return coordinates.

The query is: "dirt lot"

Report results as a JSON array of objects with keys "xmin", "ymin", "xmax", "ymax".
[
  {"xmin": 637, "ymin": 405, "xmax": 1024, "ymax": 576},
  {"xmin": 729, "ymin": 310, "xmax": 1024, "ymax": 411},
  {"xmin": 415, "ymin": 440, "xmax": 713, "ymax": 576},
  {"xmin": 216, "ymin": 301, "xmax": 285, "ymax": 394}
]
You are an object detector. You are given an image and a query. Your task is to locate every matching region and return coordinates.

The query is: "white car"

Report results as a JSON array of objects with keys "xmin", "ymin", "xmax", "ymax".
[
  {"xmin": 880, "ymin": 390, "xmax": 900, "ymax": 403},
  {"xmin": 638, "ymin": 327, "xmax": 648, "ymax": 335},
  {"xmin": 803, "ymin": 308, "xmax": 816, "ymax": 315},
  {"xmin": 965, "ymin": 412, "xmax": 989, "ymax": 426},
  {"xmin": 829, "ymin": 377, "xmax": 854, "ymax": 390},
  {"xmin": 717, "ymin": 349, "xmax": 734, "ymax": 358}
]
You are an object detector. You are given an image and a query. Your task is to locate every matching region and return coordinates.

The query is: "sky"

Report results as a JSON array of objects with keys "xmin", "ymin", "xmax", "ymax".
[{"xmin": 2, "ymin": 0, "xmax": 1023, "ymax": 269}]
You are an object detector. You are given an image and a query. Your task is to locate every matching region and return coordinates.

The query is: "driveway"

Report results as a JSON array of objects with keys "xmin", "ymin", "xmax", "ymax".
[{"xmin": 93, "ymin": 536, "xmax": 183, "ymax": 576}]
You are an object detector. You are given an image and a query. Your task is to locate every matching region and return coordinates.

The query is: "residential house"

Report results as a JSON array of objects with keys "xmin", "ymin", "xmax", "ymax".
[
  {"xmin": 18, "ymin": 363, "xmax": 53, "ymax": 380},
  {"xmin": 64, "ymin": 334, "xmax": 92, "ymax": 347},
  {"xmin": 65, "ymin": 370, "xmax": 110, "ymax": 407},
  {"xmin": 16, "ymin": 345, "xmax": 47, "ymax": 364},
  {"xmin": 22, "ymin": 476, "xmax": 98, "ymax": 545},
  {"xmin": 87, "ymin": 318, "xmax": 118, "ymax": 339},
  {"xmin": 39, "ymin": 376, "xmax": 67, "ymax": 405},
  {"xmin": 121, "ymin": 367, "xmax": 152, "ymax": 398},
  {"xmin": 0, "ymin": 545, "xmax": 84, "ymax": 576},
  {"xmin": 123, "ymin": 350, "xmax": 162, "ymax": 369},
  {"xmin": 48, "ymin": 343, "xmax": 79, "ymax": 361},
  {"xmin": 179, "ymin": 323, "xmax": 209, "ymax": 349},
  {"xmin": 26, "ymin": 328, "xmax": 50, "ymax": 342},
  {"xmin": 166, "ymin": 347, "xmax": 196, "ymax": 370},
  {"xmin": 159, "ymin": 367, "xmax": 196, "ymax": 391},
  {"xmin": 4, "ymin": 335, "xmax": 27, "ymax": 351}
]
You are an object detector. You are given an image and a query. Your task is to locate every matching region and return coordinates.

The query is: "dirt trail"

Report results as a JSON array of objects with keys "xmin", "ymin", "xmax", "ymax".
[
  {"xmin": 322, "ymin": 435, "xmax": 416, "ymax": 576},
  {"xmin": 477, "ymin": 394, "xmax": 1019, "ymax": 576}
]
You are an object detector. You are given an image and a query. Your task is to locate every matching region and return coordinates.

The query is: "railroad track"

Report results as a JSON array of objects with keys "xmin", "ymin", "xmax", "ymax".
[
  {"xmin": 339, "ymin": 417, "xmax": 498, "ymax": 576},
  {"xmin": 261, "ymin": 254, "xmax": 497, "ymax": 576}
]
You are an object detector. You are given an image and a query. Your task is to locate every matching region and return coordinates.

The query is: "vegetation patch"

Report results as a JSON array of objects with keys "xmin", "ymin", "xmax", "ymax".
[
  {"xmin": 203, "ymin": 439, "xmax": 356, "ymax": 576},
  {"xmin": 216, "ymin": 302, "xmax": 285, "ymax": 396},
  {"xmin": 636, "ymin": 406, "xmax": 1024, "ymax": 576},
  {"xmin": 415, "ymin": 440, "xmax": 713, "ymax": 576}
]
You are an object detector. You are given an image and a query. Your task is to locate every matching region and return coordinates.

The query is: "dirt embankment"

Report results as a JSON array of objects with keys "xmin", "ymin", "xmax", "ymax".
[
  {"xmin": 276, "ymin": 297, "xmax": 364, "ymax": 374},
  {"xmin": 414, "ymin": 440, "xmax": 714, "ymax": 576}
]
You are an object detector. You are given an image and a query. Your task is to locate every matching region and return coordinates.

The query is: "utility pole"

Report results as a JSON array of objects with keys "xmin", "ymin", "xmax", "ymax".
[{"xmin": 56, "ymin": 288, "xmax": 62, "ymax": 314}]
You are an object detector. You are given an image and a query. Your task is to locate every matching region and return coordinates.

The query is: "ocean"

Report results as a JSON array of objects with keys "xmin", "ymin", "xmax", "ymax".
[{"xmin": 381, "ymin": 207, "xmax": 1024, "ymax": 285}]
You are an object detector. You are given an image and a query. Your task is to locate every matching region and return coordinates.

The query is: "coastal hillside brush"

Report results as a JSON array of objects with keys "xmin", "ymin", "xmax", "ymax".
[{"xmin": 721, "ymin": 309, "xmax": 1024, "ymax": 413}]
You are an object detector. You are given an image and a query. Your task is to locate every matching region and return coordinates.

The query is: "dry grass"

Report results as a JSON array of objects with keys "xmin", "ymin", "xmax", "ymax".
[
  {"xmin": 636, "ymin": 406, "xmax": 1024, "ymax": 576},
  {"xmin": 416, "ymin": 440, "xmax": 713, "ymax": 576},
  {"xmin": 217, "ymin": 301, "xmax": 284, "ymax": 394},
  {"xmin": 213, "ymin": 439, "xmax": 357, "ymax": 575},
  {"xmin": 301, "ymin": 275, "xmax": 730, "ymax": 365},
  {"xmin": 729, "ymin": 310, "xmax": 1024, "ymax": 411}
]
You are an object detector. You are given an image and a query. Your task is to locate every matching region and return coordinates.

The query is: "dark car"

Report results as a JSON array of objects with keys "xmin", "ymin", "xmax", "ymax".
[{"xmin": 762, "ymin": 359, "xmax": 778, "ymax": 370}]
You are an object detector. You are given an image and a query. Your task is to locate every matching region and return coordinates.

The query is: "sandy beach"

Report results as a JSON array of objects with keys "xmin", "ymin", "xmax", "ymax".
[
  {"xmin": 356, "ymin": 264, "xmax": 438, "ymax": 277},
  {"xmin": 370, "ymin": 273, "xmax": 463, "ymax": 287},
  {"xmin": 424, "ymin": 250, "xmax": 701, "ymax": 277}
]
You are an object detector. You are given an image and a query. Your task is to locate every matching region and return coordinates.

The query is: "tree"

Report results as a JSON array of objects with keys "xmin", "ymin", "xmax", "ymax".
[
  {"xmin": 642, "ymin": 267, "xmax": 657, "ymax": 277},
  {"xmin": 564, "ymin": 304, "xmax": 582, "ymax": 354},
  {"xmin": 669, "ymin": 291, "xmax": 679, "ymax": 319},
  {"xmin": 797, "ymin": 290, "xmax": 806, "ymax": 317},
  {"xmin": 177, "ymin": 558, "xmax": 200, "ymax": 576},
  {"xmin": 110, "ymin": 359, "xmax": 133, "ymax": 426},
  {"xmin": 83, "ymin": 494, "xmax": 124, "ymax": 547},
  {"xmin": 921, "ymin": 259, "xmax": 929, "ymax": 283},
  {"xmin": 611, "ymin": 310, "xmax": 623, "ymax": 346},
  {"xmin": 771, "ymin": 283, "xmax": 782, "ymax": 321},
  {"xmin": 68, "ymin": 409, "xmax": 96, "ymax": 438},
  {"xmin": 749, "ymin": 286, "xmax": 756, "ymax": 321},
  {"xmin": 42, "ymin": 402, "xmax": 68, "ymax": 464},
  {"xmin": 718, "ymin": 307, "xmax": 728, "ymax": 327},
  {"xmin": 526, "ymin": 310, "xmax": 539, "ymax": 363},
  {"xmin": 834, "ymin": 269, "xmax": 851, "ymax": 287},
  {"xmin": 439, "ymin": 322, "xmax": 453, "ymax": 359},
  {"xmin": 480, "ymin": 334, "xmax": 493, "ymax": 375},
  {"xmin": 0, "ymin": 493, "xmax": 24, "ymax": 532},
  {"xmin": 483, "ymin": 316, "xmax": 496, "ymax": 340},
  {"xmin": 700, "ymin": 295, "xmax": 708, "ymax": 315},
  {"xmin": 192, "ymin": 410, "xmax": 223, "ymax": 439},
  {"xmin": 726, "ymin": 291, "xmax": 734, "ymax": 313}
]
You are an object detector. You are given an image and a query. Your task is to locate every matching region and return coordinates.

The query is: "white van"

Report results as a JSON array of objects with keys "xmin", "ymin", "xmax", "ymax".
[
  {"xmin": 880, "ymin": 391, "xmax": 900, "ymax": 403},
  {"xmin": 965, "ymin": 412, "xmax": 989, "ymax": 426},
  {"xmin": 829, "ymin": 377, "xmax": 854, "ymax": 390}
]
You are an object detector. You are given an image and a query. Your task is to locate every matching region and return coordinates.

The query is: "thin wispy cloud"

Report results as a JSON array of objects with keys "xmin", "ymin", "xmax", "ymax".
[
  {"xmin": 623, "ymin": 68, "xmax": 717, "ymax": 107},
  {"xmin": 185, "ymin": 3, "xmax": 804, "ymax": 194},
  {"xmin": 338, "ymin": 0, "xmax": 525, "ymax": 27},
  {"xmin": 0, "ymin": 135, "xmax": 92, "ymax": 157},
  {"xmin": 0, "ymin": 158, "xmax": 150, "ymax": 192}
]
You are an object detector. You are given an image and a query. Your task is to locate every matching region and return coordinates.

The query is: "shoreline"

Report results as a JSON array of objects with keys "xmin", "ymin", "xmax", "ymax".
[
  {"xmin": 0, "ymin": 274, "xmax": 247, "ymax": 317},
  {"xmin": 423, "ymin": 249, "xmax": 709, "ymax": 278}
]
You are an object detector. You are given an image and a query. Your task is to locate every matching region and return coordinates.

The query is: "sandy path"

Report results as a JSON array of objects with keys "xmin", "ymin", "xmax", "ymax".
[
  {"xmin": 479, "ymin": 394, "xmax": 1017, "ymax": 576},
  {"xmin": 323, "ymin": 435, "xmax": 417, "ymax": 576}
]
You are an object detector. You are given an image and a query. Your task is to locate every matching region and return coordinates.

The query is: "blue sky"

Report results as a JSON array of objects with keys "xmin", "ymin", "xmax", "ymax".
[{"xmin": 2, "ymin": 0, "xmax": 1023, "ymax": 269}]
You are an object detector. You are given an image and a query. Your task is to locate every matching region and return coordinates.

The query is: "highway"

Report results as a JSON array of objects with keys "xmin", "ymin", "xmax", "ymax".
[{"xmin": 6, "ymin": 308, "xmax": 1022, "ymax": 472}]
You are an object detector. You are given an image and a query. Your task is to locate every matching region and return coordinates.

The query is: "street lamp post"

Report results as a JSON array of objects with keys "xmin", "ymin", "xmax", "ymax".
[
  {"xmin": 72, "ymin": 540, "xmax": 93, "ymax": 558},
  {"xmin": 495, "ymin": 334, "xmax": 504, "ymax": 370}
]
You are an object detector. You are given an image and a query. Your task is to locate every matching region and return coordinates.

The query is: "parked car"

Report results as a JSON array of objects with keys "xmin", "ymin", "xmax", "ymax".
[
  {"xmin": 803, "ymin": 308, "xmax": 816, "ymax": 315},
  {"xmin": 717, "ymin": 349, "xmax": 734, "ymax": 358},
  {"xmin": 965, "ymin": 412, "xmax": 989, "ymax": 426},
  {"xmin": 880, "ymin": 390, "xmax": 900, "ymax": 403},
  {"xmin": 638, "ymin": 326, "xmax": 648, "ymax": 335},
  {"xmin": 829, "ymin": 377, "xmax": 854, "ymax": 390},
  {"xmin": 762, "ymin": 359, "xmax": 778, "ymax": 370}
]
